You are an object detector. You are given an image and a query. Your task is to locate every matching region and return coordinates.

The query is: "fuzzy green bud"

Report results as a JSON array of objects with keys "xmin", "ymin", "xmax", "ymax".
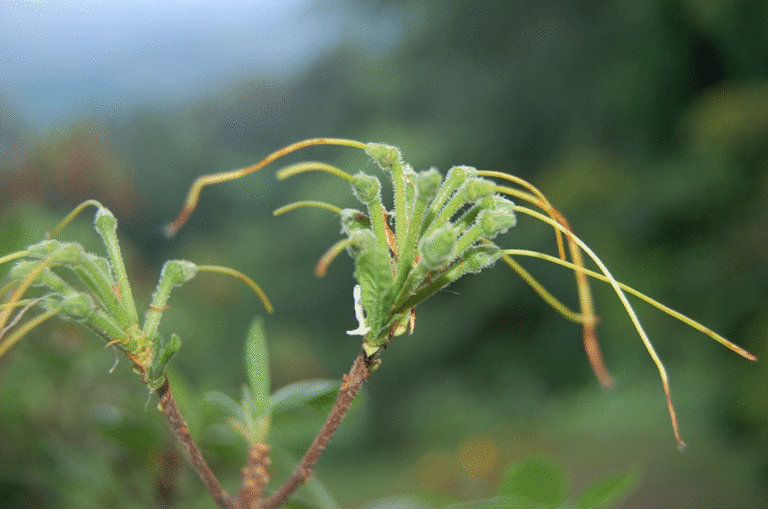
[
  {"xmin": 462, "ymin": 245, "xmax": 502, "ymax": 274},
  {"xmin": 418, "ymin": 226, "xmax": 458, "ymax": 270},
  {"xmin": 479, "ymin": 197, "xmax": 517, "ymax": 237},
  {"xmin": 352, "ymin": 172, "xmax": 382, "ymax": 204},
  {"xmin": 60, "ymin": 293, "xmax": 95, "ymax": 320},
  {"xmin": 346, "ymin": 229, "xmax": 378, "ymax": 258},
  {"xmin": 463, "ymin": 178, "xmax": 496, "ymax": 202},
  {"xmin": 88, "ymin": 255, "xmax": 113, "ymax": 281},
  {"xmin": 143, "ymin": 260, "xmax": 198, "ymax": 343},
  {"xmin": 340, "ymin": 208, "xmax": 370, "ymax": 235},
  {"xmin": 27, "ymin": 240, "xmax": 82, "ymax": 265},
  {"xmin": 94, "ymin": 207, "xmax": 117, "ymax": 234},
  {"xmin": 438, "ymin": 166, "xmax": 469, "ymax": 199},
  {"xmin": 8, "ymin": 260, "xmax": 40, "ymax": 281},
  {"xmin": 443, "ymin": 166, "xmax": 477, "ymax": 190},
  {"xmin": 479, "ymin": 211, "xmax": 517, "ymax": 237},
  {"xmin": 26, "ymin": 240, "xmax": 58, "ymax": 259},
  {"xmin": 161, "ymin": 260, "xmax": 198, "ymax": 286},
  {"xmin": 366, "ymin": 143, "xmax": 403, "ymax": 170},
  {"xmin": 416, "ymin": 168, "xmax": 443, "ymax": 202}
]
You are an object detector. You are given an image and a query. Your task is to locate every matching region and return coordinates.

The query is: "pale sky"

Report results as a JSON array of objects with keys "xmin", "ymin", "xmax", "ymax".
[{"xmin": 1, "ymin": 0, "xmax": 364, "ymax": 126}]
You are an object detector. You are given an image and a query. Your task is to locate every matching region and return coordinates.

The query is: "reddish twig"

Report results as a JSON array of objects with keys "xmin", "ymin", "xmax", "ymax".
[
  {"xmin": 156, "ymin": 377, "xmax": 238, "ymax": 509},
  {"xmin": 262, "ymin": 350, "xmax": 374, "ymax": 509},
  {"xmin": 238, "ymin": 443, "xmax": 272, "ymax": 509}
]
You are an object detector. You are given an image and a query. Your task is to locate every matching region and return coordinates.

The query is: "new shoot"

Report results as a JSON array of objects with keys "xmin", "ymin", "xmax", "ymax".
[{"xmin": 165, "ymin": 138, "xmax": 756, "ymax": 451}]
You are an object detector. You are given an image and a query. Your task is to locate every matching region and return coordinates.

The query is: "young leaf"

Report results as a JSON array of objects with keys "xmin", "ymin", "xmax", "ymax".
[
  {"xmin": 270, "ymin": 380, "xmax": 340, "ymax": 414},
  {"xmin": 440, "ymin": 497, "xmax": 531, "ymax": 509},
  {"xmin": 573, "ymin": 470, "xmax": 637, "ymax": 509},
  {"xmin": 353, "ymin": 244, "xmax": 395, "ymax": 342},
  {"xmin": 244, "ymin": 317, "xmax": 271, "ymax": 417},
  {"xmin": 146, "ymin": 332, "xmax": 182, "ymax": 391},
  {"xmin": 500, "ymin": 457, "xmax": 567, "ymax": 509},
  {"xmin": 363, "ymin": 496, "xmax": 433, "ymax": 509},
  {"xmin": 204, "ymin": 391, "xmax": 247, "ymax": 422}
]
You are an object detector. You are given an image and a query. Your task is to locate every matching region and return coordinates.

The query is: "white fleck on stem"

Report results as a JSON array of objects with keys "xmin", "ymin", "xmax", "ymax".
[{"xmin": 346, "ymin": 285, "xmax": 370, "ymax": 336}]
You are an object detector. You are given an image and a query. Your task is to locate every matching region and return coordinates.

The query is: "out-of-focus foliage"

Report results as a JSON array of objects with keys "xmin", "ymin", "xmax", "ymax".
[{"xmin": 1, "ymin": 0, "xmax": 767, "ymax": 508}]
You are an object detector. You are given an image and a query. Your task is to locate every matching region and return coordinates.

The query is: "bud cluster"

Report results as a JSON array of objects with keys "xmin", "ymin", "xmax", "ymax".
[
  {"xmin": 1, "ymin": 204, "xmax": 205, "ymax": 390},
  {"xmin": 342, "ymin": 143, "xmax": 516, "ymax": 353}
]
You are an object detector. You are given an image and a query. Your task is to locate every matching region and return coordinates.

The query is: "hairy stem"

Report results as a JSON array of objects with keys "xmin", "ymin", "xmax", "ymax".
[
  {"xmin": 156, "ymin": 378, "xmax": 237, "ymax": 509},
  {"xmin": 238, "ymin": 443, "xmax": 272, "ymax": 509},
  {"xmin": 262, "ymin": 350, "xmax": 373, "ymax": 509}
]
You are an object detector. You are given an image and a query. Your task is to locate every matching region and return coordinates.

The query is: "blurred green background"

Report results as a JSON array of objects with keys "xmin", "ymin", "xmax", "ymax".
[{"xmin": 1, "ymin": 1, "xmax": 767, "ymax": 508}]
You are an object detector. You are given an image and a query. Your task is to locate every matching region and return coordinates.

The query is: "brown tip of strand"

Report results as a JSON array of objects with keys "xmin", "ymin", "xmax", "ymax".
[
  {"xmin": 163, "ymin": 208, "xmax": 193, "ymax": 238},
  {"xmin": 736, "ymin": 347, "xmax": 758, "ymax": 362},
  {"xmin": 662, "ymin": 382, "xmax": 686, "ymax": 451},
  {"xmin": 595, "ymin": 369, "xmax": 614, "ymax": 389},
  {"xmin": 583, "ymin": 324, "xmax": 614, "ymax": 388}
]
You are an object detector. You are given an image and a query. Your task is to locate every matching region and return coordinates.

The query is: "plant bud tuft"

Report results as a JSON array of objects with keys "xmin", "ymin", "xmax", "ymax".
[
  {"xmin": 352, "ymin": 173, "xmax": 382, "ymax": 204},
  {"xmin": 60, "ymin": 293, "xmax": 94, "ymax": 320},
  {"xmin": 463, "ymin": 178, "xmax": 496, "ymax": 202},
  {"xmin": 419, "ymin": 226, "xmax": 458, "ymax": 270},
  {"xmin": 416, "ymin": 168, "xmax": 443, "ymax": 202},
  {"xmin": 366, "ymin": 143, "xmax": 403, "ymax": 170}
]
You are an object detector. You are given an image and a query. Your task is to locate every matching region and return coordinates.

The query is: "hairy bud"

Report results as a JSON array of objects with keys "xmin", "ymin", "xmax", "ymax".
[{"xmin": 418, "ymin": 226, "xmax": 458, "ymax": 270}]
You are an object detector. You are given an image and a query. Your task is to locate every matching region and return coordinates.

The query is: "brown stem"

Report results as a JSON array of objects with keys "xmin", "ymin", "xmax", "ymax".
[
  {"xmin": 156, "ymin": 377, "xmax": 237, "ymax": 509},
  {"xmin": 262, "ymin": 350, "xmax": 373, "ymax": 509},
  {"xmin": 238, "ymin": 443, "xmax": 272, "ymax": 509}
]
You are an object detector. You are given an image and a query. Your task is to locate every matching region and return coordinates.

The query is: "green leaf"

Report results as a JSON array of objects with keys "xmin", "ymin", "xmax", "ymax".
[
  {"xmin": 244, "ymin": 317, "xmax": 270, "ymax": 417},
  {"xmin": 270, "ymin": 380, "xmax": 339, "ymax": 414},
  {"xmin": 364, "ymin": 496, "xmax": 433, "ymax": 509},
  {"xmin": 204, "ymin": 390, "xmax": 246, "ymax": 422},
  {"xmin": 500, "ymin": 457, "xmax": 567, "ymax": 508},
  {"xmin": 573, "ymin": 470, "xmax": 638, "ymax": 509},
  {"xmin": 441, "ymin": 496, "xmax": 531, "ymax": 509},
  {"xmin": 146, "ymin": 333, "xmax": 182, "ymax": 391},
  {"xmin": 354, "ymin": 245, "xmax": 394, "ymax": 339}
]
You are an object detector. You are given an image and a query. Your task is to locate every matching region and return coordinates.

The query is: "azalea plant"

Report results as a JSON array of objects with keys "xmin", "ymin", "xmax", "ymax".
[{"xmin": 0, "ymin": 138, "xmax": 756, "ymax": 508}]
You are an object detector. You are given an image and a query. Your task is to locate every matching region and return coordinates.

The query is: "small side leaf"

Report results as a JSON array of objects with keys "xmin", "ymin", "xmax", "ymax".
[
  {"xmin": 364, "ymin": 496, "xmax": 433, "ymax": 509},
  {"xmin": 441, "ymin": 497, "xmax": 532, "ymax": 509},
  {"xmin": 204, "ymin": 391, "xmax": 247, "ymax": 422},
  {"xmin": 573, "ymin": 470, "xmax": 638, "ymax": 509},
  {"xmin": 270, "ymin": 380, "xmax": 339, "ymax": 414},
  {"xmin": 146, "ymin": 333, "xmax": 182, "ymax": 391},
  {"xmin": 244, "ymin": 317, "xmax": 270, "ymax": 417},
  {"xmin": 354, "ymin": 246, "xmax": 395, "ymax": 340},
  {"xmin": 500, "ymin": 457, "xmax": 567, "ymax": 509}
]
